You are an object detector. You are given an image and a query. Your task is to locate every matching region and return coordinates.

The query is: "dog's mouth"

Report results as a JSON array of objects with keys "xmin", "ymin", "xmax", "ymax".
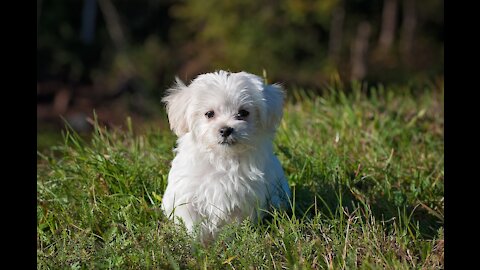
[{"xmin": 218, "ymin": 137, "xmax": 237, "ymax": 146}]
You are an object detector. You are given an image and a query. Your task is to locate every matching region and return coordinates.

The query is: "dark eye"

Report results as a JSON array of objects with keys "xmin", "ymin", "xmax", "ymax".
[
  {"xmin": 205, "ymin": 111, "xmax": 215, "ymax": 119},
  {"xmin": 236, "ymin": 109, "xmax": 249, "ymax": 120}
]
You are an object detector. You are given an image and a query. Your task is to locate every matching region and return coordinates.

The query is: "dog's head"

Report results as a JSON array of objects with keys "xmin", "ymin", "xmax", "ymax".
[{"xmin": 162, "ymin": 70, "xmax": 284, "ymax": 153}]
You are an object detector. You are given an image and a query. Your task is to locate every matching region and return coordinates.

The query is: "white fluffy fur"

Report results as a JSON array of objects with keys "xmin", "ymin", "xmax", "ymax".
[{"xmin": 161, "ymin": 70, "xmax": 291, "ymax": 242}]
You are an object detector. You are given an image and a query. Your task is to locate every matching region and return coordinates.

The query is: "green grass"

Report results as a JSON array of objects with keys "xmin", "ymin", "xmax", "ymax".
[{"xmin": 37, "ymin": 83, "xmax": 444, "ymax": 269}]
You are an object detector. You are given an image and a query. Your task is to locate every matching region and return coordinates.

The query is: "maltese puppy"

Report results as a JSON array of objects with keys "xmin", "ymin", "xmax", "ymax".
[{"xmin": 161, "ymin": 70, "xmax": 291, "ymax": 242}]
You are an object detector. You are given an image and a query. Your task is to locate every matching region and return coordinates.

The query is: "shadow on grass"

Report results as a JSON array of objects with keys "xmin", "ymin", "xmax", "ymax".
[
  {"xmin": 275, "ymin": 144, "xmax": 442, "ymax": 239},
  {"xmin": 287, "ymin": 179, "xmax": 442, "ymax": 239}
]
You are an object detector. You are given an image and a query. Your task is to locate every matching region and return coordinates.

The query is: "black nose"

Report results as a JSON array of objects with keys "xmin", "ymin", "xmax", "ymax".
[{"xmin": 219, "ymin": 127, "xmax": 234, "ymax": 137}]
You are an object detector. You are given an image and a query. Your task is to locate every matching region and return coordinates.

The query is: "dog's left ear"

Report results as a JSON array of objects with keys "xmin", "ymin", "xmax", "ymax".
[
  {"xmin": 261, "ymin": 83, "xmax": 285, "ymax": 131},
  {"xmin": 239, "ymin": 72, "xmax": 284, "ymax": 132}
]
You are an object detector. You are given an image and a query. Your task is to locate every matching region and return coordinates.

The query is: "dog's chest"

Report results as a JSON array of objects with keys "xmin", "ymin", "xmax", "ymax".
[{"xmin": 192, "ymin": 167, "xmax": 268, "ymax": 219}]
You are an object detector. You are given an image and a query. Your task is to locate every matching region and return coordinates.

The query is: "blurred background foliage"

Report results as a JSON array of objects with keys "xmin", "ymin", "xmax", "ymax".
[{"xmin": 37, "ymin": 0, "xmax": 443, "ymax": 136}]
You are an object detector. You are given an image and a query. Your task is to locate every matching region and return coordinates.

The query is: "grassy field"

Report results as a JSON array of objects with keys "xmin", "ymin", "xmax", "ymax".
[{"xmin": 37, "ymin": 82, "xmax": 444, "ymax": 269}]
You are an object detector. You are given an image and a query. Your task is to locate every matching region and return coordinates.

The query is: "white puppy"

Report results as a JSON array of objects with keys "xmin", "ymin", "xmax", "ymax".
[{"xmin": 161, "ymin": 70, "xmax": 291, "ymax": 242}]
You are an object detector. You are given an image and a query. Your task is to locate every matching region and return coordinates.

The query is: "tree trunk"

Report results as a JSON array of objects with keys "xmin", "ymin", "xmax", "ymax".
[
  {"xmin": 350, "ymin": 22, "xmax": 372, "ymax": 81},
  {"xmin": 378, "ymin": 0, "xmax": 398, "ymax": 53}
]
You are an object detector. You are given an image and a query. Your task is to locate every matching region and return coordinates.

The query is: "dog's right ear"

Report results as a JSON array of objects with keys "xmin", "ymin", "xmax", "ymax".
[{"xmin": 162, "ymin": 77, "xmax": 191, "ymax": 137}]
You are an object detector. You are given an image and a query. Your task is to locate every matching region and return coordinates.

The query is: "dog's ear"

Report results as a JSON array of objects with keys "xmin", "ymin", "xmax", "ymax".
[
  {"xmin": 239, "ymin": 72, "xmax": 284, "ymax": 132},
  {"xmin": 261, "ymin": 83, "xmax": 285, "ymax": 132},
  {"xmin": 162, "ymin": 78, "xmax": 192, "ymax": 137}
]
